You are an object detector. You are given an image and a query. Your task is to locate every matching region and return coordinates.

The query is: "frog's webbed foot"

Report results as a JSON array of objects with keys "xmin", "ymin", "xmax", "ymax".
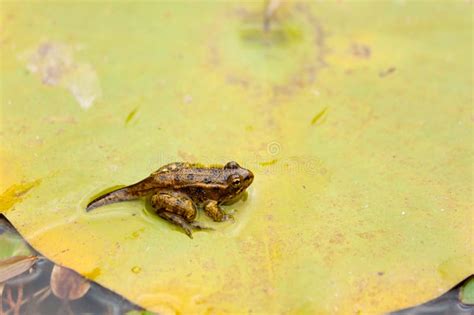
[
  {"xmin": 157, "ymin": 211, "xmax": 195, "ymax": 238},
  {"xmin": 220, "ymin": 213, "xmax": 235, "ymax": 223},
  {"xmin": 227, "ymin": 208, "xmax": 237, "ymax": 216},
  {"xmin": 152, "ymin": 190, "xmax": 211, "ymax": 238},
  {"xmin": 203, "ymin": 200, "xmax": 235, "ymax": 223}
]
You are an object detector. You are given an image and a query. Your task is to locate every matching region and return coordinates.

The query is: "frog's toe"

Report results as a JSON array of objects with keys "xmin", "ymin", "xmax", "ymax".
[
  {"xmin": 221, "ymin": 214, "xmax": 235, "ymax": 223},
  {"xmin": 190, "ymin": 221, "xmax": 214, "ymax": 231},
  {"xmin": 182, "ymin": 226, "xmax": 193, "ymax": 239}
]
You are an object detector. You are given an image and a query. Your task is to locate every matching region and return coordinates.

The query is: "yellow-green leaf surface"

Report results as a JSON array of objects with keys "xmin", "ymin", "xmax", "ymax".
[{"xmin": 0, "ymin": 1, "xmax": 472, "ymax": 314}]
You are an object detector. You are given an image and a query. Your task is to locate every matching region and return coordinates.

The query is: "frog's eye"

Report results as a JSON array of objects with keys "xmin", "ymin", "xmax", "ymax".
[
  {"xmin": 228, "ymin": 174, "xmax": 242, "ymax": 187},
  {"xmin": 225, "ymin": 161, "xmax": 240, "ymax": 169}
]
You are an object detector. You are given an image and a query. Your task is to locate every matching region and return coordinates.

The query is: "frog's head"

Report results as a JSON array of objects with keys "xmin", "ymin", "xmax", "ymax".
[{"xmin": 222, "ymin": 161, "xmax": 254, "ymax": 201}]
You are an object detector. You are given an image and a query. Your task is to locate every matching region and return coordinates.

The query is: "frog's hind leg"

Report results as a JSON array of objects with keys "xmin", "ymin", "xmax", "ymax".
[
  {"xmin": 151, "ymin": 190, "xmax": 212, "ymax": 238},
  {"xmin": 157, "ymin": 211, "xmax": 194, "ymax": 238}
]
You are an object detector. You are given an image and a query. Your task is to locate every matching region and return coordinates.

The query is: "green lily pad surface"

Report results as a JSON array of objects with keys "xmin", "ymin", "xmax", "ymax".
[
  {"xmin": 0, "ymin": 1, "xmax": 472, "ymax": 314},
  {"xmin": 460, "ymin": 277, "xmax": 474, "ymax": 305}
]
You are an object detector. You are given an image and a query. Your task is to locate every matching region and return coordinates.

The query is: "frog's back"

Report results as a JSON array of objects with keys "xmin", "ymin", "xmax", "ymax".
[
  {"xmin": 154, "ymin": 162, "xmax": 192, "ymax": 173},
  {"xmin": 151, "ymin": 162, "xmax": 227, "ymax": 188}
]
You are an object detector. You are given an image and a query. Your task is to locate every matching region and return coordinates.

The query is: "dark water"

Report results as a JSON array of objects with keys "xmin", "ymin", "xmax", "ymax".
[
  {"xmin": 390, "ymin": 276, "xmax": 474, "ymax": 315},
  {"xmin": 0, "ymin": 215, "xmax": 147, "ymax": 315},
  {"xmin": 1, "ymin": 215, "xmax": 472, "ymax": 315}
]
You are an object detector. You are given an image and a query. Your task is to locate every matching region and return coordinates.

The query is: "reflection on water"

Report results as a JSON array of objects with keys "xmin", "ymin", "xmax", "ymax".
[{"xmin": 0, "ymin": 215, "xmax": 148, "ymax": 315}]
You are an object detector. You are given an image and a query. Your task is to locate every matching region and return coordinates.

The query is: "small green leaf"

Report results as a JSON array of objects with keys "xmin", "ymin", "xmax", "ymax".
[
  {"xmin": 0, "ymin": 217, "xmax": 32, "ymax": 259},
  {"xmin": 125, "ymin": 107, "xmax": 140, "ymax": 125},
  {"xmin": 310, "ymin": 107, "xmax": 328, "ymax": 125},
  {"xmin": 459, "ymin": 276, "xmax": 474, "ymax": 305}
]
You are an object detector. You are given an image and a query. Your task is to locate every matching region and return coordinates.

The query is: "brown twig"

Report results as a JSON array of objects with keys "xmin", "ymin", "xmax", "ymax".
[
  {"xmin": 5, "ymin": 285, "xmax": 23, "ymax": 315},
  {"xmin": 13, "ymin": 286, "xmax": 22, "ymax": 315},
  {"xmin": 5, "ymin": 288, "xmax": 14, "ymax": 312},
  {"xmin": 0, "ymin": 284, "xmax": 5, "ymax": 315},
  {"xmin": 4, "ymin": 286, "xmax": 50, "ymax": 315}
]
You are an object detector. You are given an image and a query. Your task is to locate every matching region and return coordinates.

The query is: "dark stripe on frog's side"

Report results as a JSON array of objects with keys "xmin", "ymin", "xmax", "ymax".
[
  {"xmin": 152, "ymin": 168, "xmax": 229, "ymax": 189},
  {"xmin": 178, "ymin": 186, "xmax": 227, "ymax": 204}
]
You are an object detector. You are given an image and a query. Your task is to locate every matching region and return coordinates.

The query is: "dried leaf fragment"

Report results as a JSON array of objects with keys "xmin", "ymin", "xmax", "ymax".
[
  {"xmin": 50, "ymin": 265, "xmax": 90, "ymax": 300},
  {"xmin": 0, "ymin": 255, "xmax": 38, "ymax": 283}
]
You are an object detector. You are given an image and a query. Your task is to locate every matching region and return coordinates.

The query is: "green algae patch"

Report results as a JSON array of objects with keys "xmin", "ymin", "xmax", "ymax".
[
  {"xmin": 259, "ymin": 159, "xmax": 278, "ymax": 167},
  {"xmin": 125, "ymin": 107, "xmax": 140, "ymax": 126},
  {"xmin": 310, "ymin": 107, "xmax": 328, "ymax": 125}
]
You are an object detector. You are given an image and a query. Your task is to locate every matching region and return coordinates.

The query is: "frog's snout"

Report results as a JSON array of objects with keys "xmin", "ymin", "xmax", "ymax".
[{"xmin": 244, "ymin": 170, "xmax": 254, "ymax": 186}]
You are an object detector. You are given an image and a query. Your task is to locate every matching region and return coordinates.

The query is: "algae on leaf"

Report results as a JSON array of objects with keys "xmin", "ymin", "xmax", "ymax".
[{"xmin": 0, "ymin": 1, "xmax": 472, "ymax": 314}]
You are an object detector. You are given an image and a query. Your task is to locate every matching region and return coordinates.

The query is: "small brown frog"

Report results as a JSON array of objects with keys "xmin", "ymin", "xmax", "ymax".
[{"xmin": 86, "ymin": 161, "xmax": 254, "ymax": 238}]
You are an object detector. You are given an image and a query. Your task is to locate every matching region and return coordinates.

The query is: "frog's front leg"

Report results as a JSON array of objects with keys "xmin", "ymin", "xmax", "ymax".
[
  {"xmin": 203, "ymin": 200, "xmax": 234, "ymax": 222},
  {"xmin": 151, "ymin": 190, "xmax": 211, "ymax": 238}
]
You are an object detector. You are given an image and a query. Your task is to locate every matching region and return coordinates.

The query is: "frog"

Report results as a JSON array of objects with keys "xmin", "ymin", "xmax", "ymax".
[{"xmin": 86, "ymin": 161, "xmax": 254, "ymax": 238}]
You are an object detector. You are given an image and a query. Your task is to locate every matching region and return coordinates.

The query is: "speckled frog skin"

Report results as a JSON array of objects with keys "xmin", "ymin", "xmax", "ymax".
[{"xmin": 86, "ymin": 161, "xmax": 254, "ymax": 238}]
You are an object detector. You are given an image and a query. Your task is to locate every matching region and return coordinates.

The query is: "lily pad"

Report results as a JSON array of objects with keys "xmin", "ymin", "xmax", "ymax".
[
  {"xmin": 0, "ymin": 1, "xmax": 472, "ymax": 314},
  {"xmin": 0, "ymin": 217, "xmax": 32, "ymax": 259},
  {"xmin": 460, "ymin": 277, "xmax": 474, "ymax": 305}
]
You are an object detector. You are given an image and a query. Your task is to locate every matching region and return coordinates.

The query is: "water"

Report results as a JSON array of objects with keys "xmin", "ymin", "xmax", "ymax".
[
  {"xmin": 1, "ymin": 214, "xmax": 472, "ymax": 314},
  {"xmin": 390, "ymin": 277, "xmax": 474, "ymax": 315},
  {"xmin": 0, "ymin": 215, "xmax": 146, "ymax": 315}
]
